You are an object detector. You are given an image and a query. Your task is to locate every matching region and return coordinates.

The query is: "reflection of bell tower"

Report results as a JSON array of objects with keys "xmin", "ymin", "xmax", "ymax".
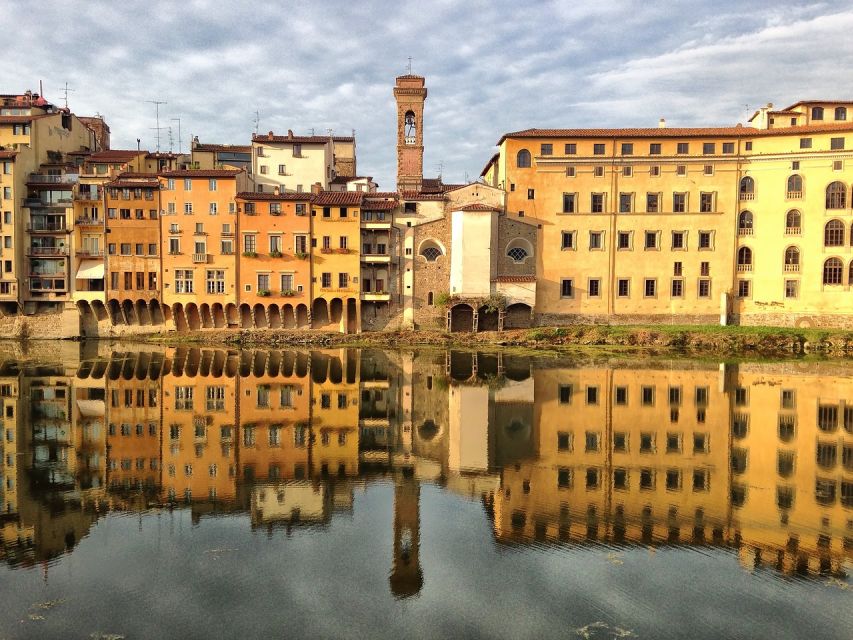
[
  {"xmin": 394, "ymin": 74, "xmax": 427, "ymax": 192},
  {"xmin": 389, "ymin": 472, "xmax": 423, "ymax": 597}
]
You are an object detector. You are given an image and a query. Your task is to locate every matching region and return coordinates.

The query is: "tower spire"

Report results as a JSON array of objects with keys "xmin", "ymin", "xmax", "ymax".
[{"xmin": 394, "ymin": 74, "xmax": 427, "ymax": 192}]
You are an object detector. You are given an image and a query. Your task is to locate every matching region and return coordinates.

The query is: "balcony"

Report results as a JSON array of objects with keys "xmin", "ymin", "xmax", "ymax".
[
  {"xmin": 361, "ymin": 291, "xmax": 390, "ymax": 301},
  {"xmin": 76, "ymin": 248, "xmax": 105, "ymax": 257},
  {"xmin": 75, "ymin": 217, "xmax": 103, "ymax": 227},
  {"xmin": 739, "ymin": 192, "xmax": 755, "ymax": 201},
  {"xmin": 27, "ymin": 246, "xmax": 69, "ymax": 256},
  {"xmin": 28, "ymin": 173, "xmax": 78, "ymax": 184},
  {"xmin": 737, "ymin": 227, "xmax": 753, "ymax": 236},
  {"xmin": 28, "ymin": 277, "xmax": 68, "ymax": 292},
  {"xmin": 361, "ymin": 251, "xmax": 391, "ymax": 264},
  {"xmin": 737, "ymin": 264, "xmax": 753, "ymax": 272},
  {"xmin": 786, "ymin": 191, "xmax": 802, "ymax": 200},
  {"xmin": 192, "ymin": 253, "xmax": 210, "ymax": 264},
  {"xmin": 784, "ymin": 264, "xmax": 800, "ymax": 272},
  {"xmin": 221, "ymin": 229, "xmax": 234, "ymax": 237},
  {"xmin": 785, "ymin": 227, "xmax": 801, "ymax": 235},
  {"xmin": 27, "ymin": 223, "xmax": 69, "ymax": 233}
]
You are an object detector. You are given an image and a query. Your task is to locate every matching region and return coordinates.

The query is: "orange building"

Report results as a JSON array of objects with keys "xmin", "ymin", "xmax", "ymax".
[
  {"xmin": 104, "ymin": 174, "xmax": 163, "ymax": 325},
  {"xmin": 235, "ymin": 191, "xmax": 313, "ymax": 329},
  {"xmin": 159, "ymin": 169, "xmax": 246, "ymax": 331},
  {"xmin": 106, "ymin": 377, "xmax": 161, "ymax": 494}
]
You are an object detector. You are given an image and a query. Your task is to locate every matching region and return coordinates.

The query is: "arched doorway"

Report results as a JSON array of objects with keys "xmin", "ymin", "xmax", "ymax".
[
  {"xmin": 504, "ymin": 303, "xmax": 533, "ymax": 329},
  {"xmin": 478, "ymin": 306, "xmax": 499, "ymax": 332},
  {"xmin": 449, "ymin": 304, "xmax": 474, "ymax": 332}
]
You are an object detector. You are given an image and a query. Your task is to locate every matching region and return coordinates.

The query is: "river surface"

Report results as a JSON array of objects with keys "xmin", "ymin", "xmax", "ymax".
[{"xmin": 0, "ymin": 343, "xmax": 850, "ymax": 639}]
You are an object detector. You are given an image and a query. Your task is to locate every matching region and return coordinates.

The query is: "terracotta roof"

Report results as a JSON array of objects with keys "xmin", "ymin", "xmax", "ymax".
[
  {"xmin": 457, "ymin": 203, "xmax": 501, "ymax": 212},
  {"xmin": 86, "ymin": 150, "xmax": 143, "ymax": 162},
  {"xmin": 361, "ymin": 200, "xmax": 396, "ymax": 211},
  {"xmin": 498, "ymin": 122, "xmax": 853, "ymax": 144},
  {"xmin": 401, "ymin": 191, "xmax": 445, "ymax": 201},
  {"xmin": 252, "ymin": 133, "xmax": 354, "ymax": 144},
  {"xmin": 106, "ymin": 178, "xmax": 160, "ymax": 188},
  {"xmin": 193, "ymin": 144, "xmax": 252, "ymax": 153},
  {"xmin": 366, "ymin": 192, "xmax": 399, "ymax": 199},
  {"xmin": 493, "ymin": 275, "xmax": 536, "ymax": 283},
  {"xmin": 116, "ymin": 172, "xmax": 159, "ymax": 179},
  {"xmin": 480, "ymin": 153, "xmax": 500, "ymax": 177},
  {"xmin": 331, "ymin": 175, "xmax": 373, "ymax": 184},
  {"xmin": 313, "ymin": 191, "xmax": 364, "ymax": 206},
  {"xmin": 158, "ymin": 169, "xmax": 242, "ymax": 178},
  {"xmin": 236, "ymin": 191, "xmax": 313, "ymax": 201},
  {"xmin": 0, "ymin": 114, "xmax": 50, "ymax": 124},
  {"xmin": 0, "ymin": 151, "xmax": 17, "ymax": 159},
  {"xmin": 782, "ymin": 100, "xmax": 853, "ymax": 110}
]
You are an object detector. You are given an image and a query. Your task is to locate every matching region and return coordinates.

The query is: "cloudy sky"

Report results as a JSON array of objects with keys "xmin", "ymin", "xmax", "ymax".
[{"xmin": 2, "ymin": 1, "xmax": 852, "ymax": 187}]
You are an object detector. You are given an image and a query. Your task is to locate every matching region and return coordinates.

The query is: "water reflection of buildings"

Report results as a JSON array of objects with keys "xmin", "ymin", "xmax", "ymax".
[{"xmin": 0, "ymin": 347, "xmax": 849, "ymax": 589}]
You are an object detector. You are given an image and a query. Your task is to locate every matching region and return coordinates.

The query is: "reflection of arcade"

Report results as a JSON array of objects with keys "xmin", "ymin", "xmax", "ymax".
[{"xmin": 0, "ymin": 348, "xmax": 850, "ymax": 590}]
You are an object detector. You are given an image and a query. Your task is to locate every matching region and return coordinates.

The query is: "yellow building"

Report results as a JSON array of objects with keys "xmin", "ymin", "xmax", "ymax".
[
  {"xmin": 489, "ymin": 100, "xmax": 853, "ymax": 328},
  {"xmin": 310, "ymin": 349, "xmax": 360, "ymax": 477},
  {"xmin": 251, "ymin": 131, "xmax": 355, "ymax": 194}
]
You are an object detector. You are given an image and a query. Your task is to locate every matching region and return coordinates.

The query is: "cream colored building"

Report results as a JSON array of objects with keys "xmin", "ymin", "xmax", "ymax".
[{"xmin": 251, "ymin": 131, "xmax": 356, "ymax": 194}]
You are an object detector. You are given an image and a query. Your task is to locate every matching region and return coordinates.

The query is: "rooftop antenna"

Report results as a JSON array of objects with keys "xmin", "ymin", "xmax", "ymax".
[
  {"xmin": 437, "ymin": 161, "xmax": 443, "ymax": 181},
  {"xmin": 61, "ymin": 82, "xmax": 74, "ymax": 109},
  {"xmin": 744, "ymin": 104, "xmax": 751, "ymax": 121},
  {"xmin": 171, "ymin": 118, "xmax": 182, "ymax": 154},
  {"xmin": 310, "ymin": 127, "xmax": 315, "ymax": 136},
  {"xmin": 252, "ymin": 110, "xmax": 260, "ymax": 136},
  {"xmin": 327, "ymin": 128, "xmax": 334, "ymax": 139},
  {"xmin": 407, "ymin": 56, "xmax": 413, "ymax": 74},
  {"xmin": 146, "ymin": 100, "xmax": 167, "ymax": 152},
  {"xmin": 168, "ymin": 126, "xmax": 174, "ymax": 153}
]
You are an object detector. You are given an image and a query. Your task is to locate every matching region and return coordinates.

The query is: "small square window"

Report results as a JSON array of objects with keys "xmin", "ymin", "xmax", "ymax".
[
  {"xmin": 641, "ymin": 387, "xmax": 655, "ymax": 406},
  {"xmin": 617, "ymin": 231, "xmax": 631, "ymax": 250},
  {"xmin": 644, "ymin": 231, "xmax": 659, "ymax": 250},
  {"xmin": 791, "ymin": 160, "xmax": 800, "ymax": 170},
  {"xmin": 614, "ymin": 432, "xmax": 628, "ymax": 451},
  {"xmin": 676, "ymin": 165, "xmax": 687, "ymax": 176},
  {"xmin": 745, "ymin": 141, "xmax": 753, "ymax": 151},
  {"xmin": 617, "ymin": 279, "xmax": 630, "ymax": 297},
  {"xmin": 588, "ymin": 278, "xmax": 601, "ymax": 298},
  {"xmin": 589, "ymin": 231, "xmax": 603, "ymax": 249},
  {"xmin": 677, "ymin": 142, "xmax": 689, "ymax": 154},
  {"xmin": 561, "ymin": 231, "xmax": 576, "ymax": 250},
  {"xmin": 558, "ymin": 384, "xmax": 572, "ymax": 404},
  {"xmin": 784, "ymin": 279, "xmax": 799, "ymax": 299},
  {"xmin": 586, "ymin": 387, "xmax": 599, "ymax": 405},
  {"xmin": 799, "ymin": 138, "xmax": 812, "ymax": 149},
  {"xmin": 703, "ymin": 142, "xmax": 715, "ymax": 155},
  {"xmin": 703, "ymin": 165, "xmax": 714, "ymax": 176},
  {"xmin": 622, "ymin": 166, "xmax": 632, "ymax": 177},
  {"xmin": 615, "ymin": 387, "xmax": 628, "ymax": 405},
  {"xmin": 831, "ymin": 137, "xmax": 845, "ymax": 150},
  {"xmin": 560, "ymin": 279, "xmax": 574, "ymax": 298},
  {"xmin": 540, "ymin": 143, "xmax": 553, "ymax": 155},
  {"xmin": 649, "ymin": 143, "xmax": 661, "ymax": 155},
  {"xmin": 671, "ymin": 231, "xmax": 686, "ymax": 250},
  {"xmin": 594, "ymin": 166, "xmax": 604, "ymax": 178},
  {"xmin": 527, "ymin": 188, "xmax": 535, "ymax": 200},
  {"xmin": 621, "ymin": 143, "xmax": 633, "ymax": 155},
  {"xmin": 566, "ymin": 166, "xmax": 576, "ymax": 177},
  {"xmin": 565, "ymin": 143, "xmax": 577, "ymax": 155},
  {"xmin": 650, "ymin": 165, "xmax": 661, "ymax": 177},
  {"xmin": 737, "ymin": 279, "xmax": 751, "ymax": 298},
  {"xmin": 593, "ymin": 143, "xmax": 606, "ymax": 155},
  {"xmin": 722, "ymin": 142, "xmax": 735, "ymax": 154}
]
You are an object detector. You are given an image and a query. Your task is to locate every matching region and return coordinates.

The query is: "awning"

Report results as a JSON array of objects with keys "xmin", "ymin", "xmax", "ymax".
[
  {"xmin": 76, "ymin": 260, "xmax": 104, "ymax": 279},
  {"xmin": 77, "ymin": 399, "xmax": 105, "ymax": 417}
]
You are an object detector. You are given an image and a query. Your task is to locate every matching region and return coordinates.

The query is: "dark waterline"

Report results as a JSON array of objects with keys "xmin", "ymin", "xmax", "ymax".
[{"xmin": 0, "ymin": 344, "xmax": 850, "ymax": 639}]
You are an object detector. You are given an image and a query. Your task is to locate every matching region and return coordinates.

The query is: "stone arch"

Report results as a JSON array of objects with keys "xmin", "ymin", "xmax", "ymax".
[
  {"xmin": 295, "ymin": 352, "xmax": 309, "ymax": 377},
  {"xmin": 282, "ymin": 303, "xmax": 296, "ymax": 329},
  {"xmin": 149, "ymin": 299, "xmax": 164, "ymax": 325},
  {"xmin": 135, "ymin": 352, "xmax": 151, "ymax": 380},
  {"xmin": 268, "ymin": 304, "xmax": 282, "ymax": 329},
  {"xmin": 108, "ymin": 299, "xmax": 122, "ymax": 325},
  {"xmin": 239, "ymin": 303, "xmax": 253, "ymax": 328},
  {"xmin": 282, "ymin": 352, "xmax": 295, "ymax": 377},
  {"xmin": 135, "ymin": 299, "xmax": 151, "ymax": 325},
  {"xmin": 211, "ymin": 350, "xmax": 226, "ymax": 377},
  {"xmin": 172, "ymin": 302, "xmax": 188, "ymax": 332},
  {"xmin": 186, "ymin": 303, "xmax": 202, "ymax": 331},
  {"xmin": 77, "ymin": 300, "xmax": 96, "ymax": 337},
  {"xmin": 417, "ymin": 238, "xmax": 446, "ymax": 262},
  {"xmin": 225, "ymin": 303, "xmax": 239, "ymax": 328},
  {"xmin": 329, "ymin": 298, "xmax": 343, "ymax": 325},
  {"xmin": 328, "ymin": 356, "xmax": 343, "ymax": 384},
  {"xmin": 211, "ymin": 303, "xmax": 225, "ymax": 328},
  {"xmin": 312, "ymin": 298, "xmax": 330, "ymax": 326},
  {"xmin": 199, "ymin": 303, "xmax": 214, "ymax": 329},
  {"xmin": 296, "ymin": 304, "xmax": 309, "ymax": 328},
  {"xmin": 253, "ymin": 303, "xmax": 269, "ymax": 329},
  {"xmin": 199, "ymin": 350, "xmax": 213, "ymax": 377},
  {"xmin": 478, "ymin": 306, "xmax": 499, "ymax": 331},
  {"xmin": 267, "ymin": 350, "xmax": 282, "ymax": 376},
  {"xmin": 346, "ymin": 298, "xmax": 358, "ymax": 333},
  {"xmin": 91, "ymin": 360, "xmax": 108, "ymax": 379},
  {"xmin": 449, "ymin": 303, "xmax": 474, "ymax": 332},
  {"xmin": 162, "ymin": 303, "xmax": 173, "ymax": 327},
  {"xmin": 504, "ymin": 303, "xmax": 533, "ymax": 329},
  {"xmin": 121, "ymin": 299, "xmax": 136, "ymax": 325},
  {"xmin": 92, "ymin": 300, "xmax": 109, "ymax": 322},
  {"xmin": 185, "ymin": 349, "xmax": 200, "ymax": 377},
  {"xmin": 505, "ymin": 237, "xmax": 534, "ymax": 264},
  {"xmin": 450, "ymin": 351, "xmax": 474, "ymax": 380}
]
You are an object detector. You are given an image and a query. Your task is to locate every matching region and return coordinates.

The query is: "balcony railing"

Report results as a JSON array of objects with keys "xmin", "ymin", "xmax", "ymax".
[
  {"xmin": 28, "ymin": 246, "xmax": 69, "ymax": 256},
  {"xmin": 737, "ymin": 264, "xmax": 753, "ymax": 272},
  {"xmin": 27, "ymin": 223, "xmax": 68, "ymax": 233},
  {"xmin": 785, "ymin": 227, "xmax": 801, "ymax": 235},
  {"xmin": 28, "ymin": 173, "xmax": 78, "ymax": 184},
  {"xmin": 739, "ymin": 192, "xmax": 755, "ymax": 201},
  {"xmin": 786, "ymin": 191, "xmax": 802, "ymax": 199},
  {"xmin": 75, "ymin": 217, "xmax": 103, "ymax": 227},
  {"xmin": 737, "ymin": 227, "xmax": 753, "ymax": 236},
  {"xmin": 784, "ymin": 263, "xmax": 800, "ymax": 272},
  {"xmin": 192, "ymin": 253, "xmax": 209, "ymax": 264},
  {"xmin": 75, "ymin": 248, "xmax": 104, "ymax": 257}
]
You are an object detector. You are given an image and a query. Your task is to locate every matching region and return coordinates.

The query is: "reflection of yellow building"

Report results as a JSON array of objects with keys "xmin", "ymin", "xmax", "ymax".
[
  {"xmin": 311, "ymin": 350, "xmax": 359, "ymax": 477},
  {"xmin": 106, "ymin": 377, "xmax": 159, "ymax": 494}
]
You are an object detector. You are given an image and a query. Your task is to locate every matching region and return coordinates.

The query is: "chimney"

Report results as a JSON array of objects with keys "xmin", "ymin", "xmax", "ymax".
[
  {"xmin": 268, "ymin": 130, "xmax": 274, "ymax": 137},
  {"xmin": 658, "ymin": 118, "xmax": 666, "ymax": 128},
  {"xmin": 273, "ymin": 186, "xmax": 280, "ymax": 195},
  {"xmin": 287, "ymin": 129, "xmax": 294, "ymax": 138},
  {"xmin": 311, "ymin": 182, "xmax": 322, "ymax": 194}
]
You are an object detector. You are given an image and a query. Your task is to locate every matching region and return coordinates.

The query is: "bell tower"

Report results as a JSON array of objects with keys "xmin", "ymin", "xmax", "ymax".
[{"xmin": 394, "ymin": 74, "xmax": 427, "ymax": 192}]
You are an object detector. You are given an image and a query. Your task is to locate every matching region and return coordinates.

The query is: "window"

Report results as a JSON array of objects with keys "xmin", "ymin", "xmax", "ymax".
[
  {"xmin": 677, "ymin": 142, "xmax": 689, "ymax": 154},
  {"xmin": 700, "ymin": 192, "xmax": 714, "ymax": 212},
  {"xmin": 562, "ymin": 142, "xmax": 576, "ymax": 155},
  {"xmin": 644, "ymin": 231, "xmax": 659, "ymax": 250},
  {"xmin": 826, "ymin": 181, "xmax": 847, "ymax": 208},
  {"xmin": 698, "ymin": 231, "xmax": 713, "ymax": 250},
  {"xmin": 671, "ymin": 279, "xmax": 684, "ymax": 297},
  {"xmin": 823, "ymin": 257, "xmax": 843, "ymax": 285},
  {"xmin": 591, "ymin": 193, "xmax": 604, "ymax": 212},
  {"xmin": 540, "ymin": 143, "xmax": 553, "ymax": 155},
  {"xmin": 650, "ymin": 165, "xmax": 660, "ymax": 177},
  {"xmin": 812, "ymin": 106, "xmax": 824, "ymax": 120},
  {"xmin": 824, "ymin": 219, "xmax": 845, "ymax": 246},
  {"xmin": 589, "ymin": 231, "xmax": 603, "ymax": 249},
  {"xmin": 835, "ymin": 106, "xmax": 848, "ymax": 120},
  {"xmin": 738, "ymin": 211, "xmax": 753, "ymax": 234},
  {"xmin": 676, "ymin": 164, "xmax": 686, "ymax": 176},
  {"xmin": 643, "ymin": 278, "xmax": 657, "ymax": 297},
  {"xmin": 321, "ymin": 272, "xmax": 332, "ymax": 288},
  {"xmin": 558, "ymin": 384, "xmax": 572, "ymax": 404},
  {"xmin": 206, "ymin": 270, "xmax": 225, "ymax": 294},
  {"xmin": 560, "ymin": 279, "xmax": 574, "ymax": 298},
  {"xmin": 243, "ymin": 234, "xmax": 257, "ymax": 253},
  {"xmin": 673, "ymin": 261, "xmax": 683, "ymax": 276},
  {"xmin": 420, "ymin": 241, "xmax": 442, "ymax": 262},
  {"xmin": 566, "ymin": 166, "xmax": 576, "ymax": 177},
  {"xmin": 787, "ymin": 175, "xmax": 803, "ymax": 198},
  {"xmin": 617, "ymin": 231, "xmax": 631, "ymax": 250},
  {"xmin": 673, "ymin": 192, "xmax": 686, "ymax": 212},
  {"xmin": 671, "ymin": 231, "xmax": 686, "ymax": 250},
  {"xmin": 615, "ymin": 388, "xmax": 628, "ymax": 406},
  {"xmin": 259, "ymin": 165, "xmax": 268, "ymax": 174},
  {"xmin": 737, "ymin": 279, "xmax": 751, "ymax": 298},
  {"xmin": 594, "ymin": 166, "xmax": 604, "ymax": 177},
  {"xmin": 120, "ymin": 243, "xmax": 131, "ymax": 255},
  {"xmin": 621, "ymin": 143, "xmax": 633, "ymax": 155},
  {"xmin": 562, "ymin": 193, "xmax": 575, "ymax": 213},
  {"xmin": 516, "ymin": 149, "xmax": 531, "ymax": 168},
  {"xmin": 722, "ymin": 142, "xmax": 735, "ymax": 154},
  {"xmin": 208, "ymin": 178, "xmax": 217, "ymax": 191},
  {"xmin": 338, "ymin": 273, "xmax": 349, "ymax": 288},
  {"xmin": 507, "ymin": 242, "xmax": 530, "ymax": 263},
  {"xmin": 702, "ymin": 142, "xmax": 715, "ymax": 155},
  {"xmin": 646, "ymin": 192, "xmax": 660, "ymax": 212},
  {"xmin": 593, "ymin": 143, "xmax": 605, "ymax": 155},
  {"xmin": 737, "ymin": 246, "xmax": 753, "ymax": 270},
  {"xmin": 617, "ymin": 279, "xmax": 630, "ymax": 297},
  {"xmin": 588, "ymin": 278, "xmax": 601, "ymax": 297},
  {"xmin": 527, "ymin": 188, "xmax": 535, "ymax": 200},
  {"xmin": 703, "ymin": 165, "xmax": 713, "ymax": 176},
  {"xmin": 619, "ymin": 193, "xmax": 632, "ymax": 212},
  {"xmin": 174, "ymin": 269, "xmax": 194, "ymax": 294},
  {"xmin": 649, "ymin": 143, "xmax": 661, "ymax": 155},
  {"xmin": 622, "ymin": 166, "xmax": 632, "ymax": 177},
  {"xmin": 698, "ymin": 279, "xmax": 711, "ymax": 298},
  {"xmin": 280, "ymin": 274, "xmax": 293, "ymax": 292},
  {"xmin": 168, "ymin": 238, "xmax": 180, "ymax": 254},
  {"xmin": 561, "ymin": 231, "xmax": 576, "ymax": 250},
  {"xmin": 799, "ymin": 137, "xmax": 812, "ymax": 149},
  {"xmin": 784, "ymin": 246, "xmax": 800, "ymax": 272},
  {"xmin": 832, "ymin": 137, "xmax": 845, "ymax": 150},
  {"xmin": 739, "ymin": 176, "xmax": 754, "ymax": 198}
]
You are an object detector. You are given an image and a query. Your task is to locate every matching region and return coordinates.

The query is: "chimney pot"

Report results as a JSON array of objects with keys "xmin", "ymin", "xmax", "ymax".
[
  {"xmin": 268, "ymin": 130, "xmax": 273, "ymax": 137},
  {"xmin": 658, "ymin": 118, "xmax": 666, "ymax": 128},
  {"xmin": 287, "ymin": 129, "xmax": 294, "ymax": 138},
  {"xmin": 273, "ymin": 186, "xmax": 280, "ymax": 195}
]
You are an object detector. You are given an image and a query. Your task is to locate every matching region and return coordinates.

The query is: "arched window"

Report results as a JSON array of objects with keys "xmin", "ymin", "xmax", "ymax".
[
  {"xmin": 812, "ymin": 106, "xmax": 824, "ymax": 120},
  {"xmin": 835, "ymin": 106, "xmax": 847, "ymax": 121},
  {"xmin": 739, "ymin": 176, "xmax": 754, "ymax": 199},
  {"xmin": 786, "ymin": 174, "xmax": 803, "ymax": 198},
  {"xmin": 784, "ymin": 246, "xmax": 800, "ymax": 272},
  {"xmin": 404, "ymin": 110, "xmax": 416, "ymax": 144},
  {"xmin": 785, "ymin": 210, "xmax": 801, "ymax": 233},
  {"xmin": 825, "ymin": 220, "xmax": 845, "ymax": 246},
  {"xmin": 738, "ymin": 211, "xmax": 753, "ymax": 234},
  {"xmin": 737, "ymin": 246, "xmax": 753, "ymax": 270},
  {"xmin": 823, "ymin": 257, "xmax": 843, "ymax": 285},
  {"xmin": 419, "ymin": 239, "xmax": 443, "ymax": 262},
  {"xmin": 826, "ymin": 181, "xmax": 847, "ymax": 209},
  {"xmin": 506, "ymin": 237, "xmax": 534, "ymax": 263},
  {"xmin": 516, "ymin": 149, "xmax": 531, "ymax": 168}
]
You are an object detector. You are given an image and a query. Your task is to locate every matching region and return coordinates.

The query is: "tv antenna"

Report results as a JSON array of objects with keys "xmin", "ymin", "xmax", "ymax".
[
  {"xmin": 61, "ymin": 82, "xmax": 74, "ymax": 109},
  {"xmin": 146, "ymin": 99, "xmax": 167, "ymax": 151},
  {"xmin": 253, "ymin": 110, "xmax": 260, "ymax": 136},
  {"xmin": 171, "ymin": 118, "xmax": 182, "ymax": 154},
  {"xmin": 168, "ymin": 126, "xmax": 174, "ymax": 153},
  {"xmin": 406, "ymin": 56, "xmax": 413, "ymax": 74}
]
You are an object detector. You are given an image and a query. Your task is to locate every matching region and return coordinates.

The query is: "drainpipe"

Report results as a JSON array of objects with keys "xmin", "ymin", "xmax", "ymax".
[{"xmin": 608, "ymin": 137, "xmax": 618, "ymax": 317}]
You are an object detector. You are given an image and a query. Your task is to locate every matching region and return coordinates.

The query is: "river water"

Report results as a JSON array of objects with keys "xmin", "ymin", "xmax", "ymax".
[{"xmin": 0, "ymin": 344, "xmax": 850, "ymax": 639}]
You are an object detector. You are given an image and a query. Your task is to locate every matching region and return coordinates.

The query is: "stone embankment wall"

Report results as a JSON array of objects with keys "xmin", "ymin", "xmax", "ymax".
[
  {"xmin": 0, "ymin": 308, "xmax": 80, "ymax": 339},
  {"xmin": 535, "ymin": 313, "xmax": 721, "ymax": 326},
  {"xmin": 735, "ymin": 313, "xmax": 853, "ymax": 330}
]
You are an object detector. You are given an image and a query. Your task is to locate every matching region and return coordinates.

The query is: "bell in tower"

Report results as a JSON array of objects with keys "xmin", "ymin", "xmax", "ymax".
[{"xmin": 394, "ymin": 74, "xmax": 427, "ymax": 193}]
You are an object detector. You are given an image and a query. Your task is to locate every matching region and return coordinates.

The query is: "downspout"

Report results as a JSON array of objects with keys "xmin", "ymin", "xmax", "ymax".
[{"xmin": 608, "ymin": 137, "xmax": 618, "ymax": 317}]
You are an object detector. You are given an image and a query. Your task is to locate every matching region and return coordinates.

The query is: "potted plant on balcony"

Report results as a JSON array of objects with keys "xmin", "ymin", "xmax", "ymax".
[
  {"xmin": 258, "ymin": 289, "xmax": 271, "ymax": 297},
  {"xmin": 320, "ymin": 247, "xmax": 333, "ymax": 254},
  {"xmin": 335, "ymin": 247, "xmax": 350, "ymax": 254},
  {"xmin": 296, "ymin": 252, "xmax": 309, "ymax": 260},
  {"xmin": 242, "ymin": 251, "xmax": 258, "ymax": 258},
  {"xmin": 269, "ymin": 249, "xmax": 283, "ymax": 258},
  {"xmin": 281, "ymin": 289, "xmax": 296, "ymax": 297}
]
